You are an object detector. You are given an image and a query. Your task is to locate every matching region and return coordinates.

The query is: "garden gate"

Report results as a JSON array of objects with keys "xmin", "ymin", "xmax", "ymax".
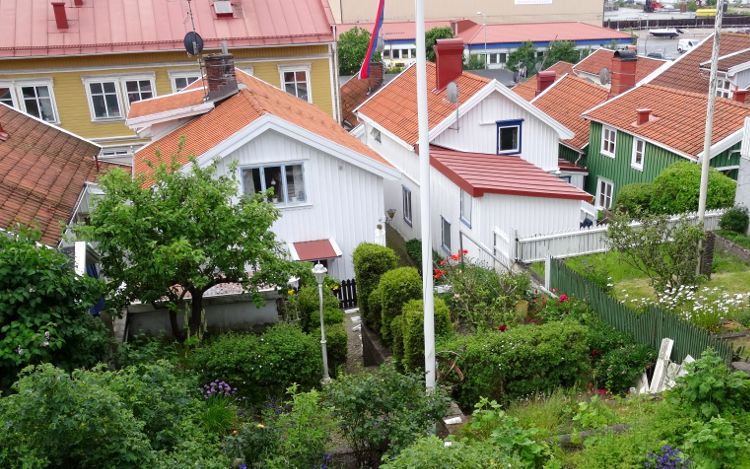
[{"xmin": 336, "ymin": 278, "xmax": 357, "ymax": 309}]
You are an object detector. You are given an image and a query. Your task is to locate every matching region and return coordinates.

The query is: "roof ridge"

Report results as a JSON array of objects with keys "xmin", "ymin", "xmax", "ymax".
[{"xmin": 643, "ymin": 83, "xmax": 750, "ymax": 108}]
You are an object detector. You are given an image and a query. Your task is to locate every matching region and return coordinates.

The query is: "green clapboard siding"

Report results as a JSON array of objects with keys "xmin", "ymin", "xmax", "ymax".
[
  {"xmin": 559, "ymin": 144, "xmax": 582, "ymax": 165},
  {"xmin": 585, "ymin": 123, "xmax": 741, "ymax": 201}
]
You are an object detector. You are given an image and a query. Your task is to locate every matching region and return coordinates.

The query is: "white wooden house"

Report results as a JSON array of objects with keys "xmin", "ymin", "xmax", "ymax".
[
  {"xmin": 354, "ymin": 40, "xmax": 591, "ymax": 265},
  {"xmin": 127, "ymin": 57, "xmax": 397, "ymax": 279}
]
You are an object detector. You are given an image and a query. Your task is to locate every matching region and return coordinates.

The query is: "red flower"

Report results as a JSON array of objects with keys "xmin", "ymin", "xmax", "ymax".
[
  {"xmin": 450, "ymin": 254, "xmax": 460, "ymax": 261},
  {"xmin": 559, "ymin": 294, "xmax": 569, "ymax": 303},
  {"xmin": 591, "ymin": 349, "xmax": 602, "ymax": 358},
  {"xmin": 498, "ymin": 324, "xmax": 507, "ymax": 332},
  {"xmin": 433, "ymin": 268, "xmax": 446, "ymax": 280},
  {"xmin": 439, "ymin": 259, "xmax": 447, "ymax": 266},
  {"xmin": 462, "ymin": 249, "xmax": 469, "ymax": 255}
]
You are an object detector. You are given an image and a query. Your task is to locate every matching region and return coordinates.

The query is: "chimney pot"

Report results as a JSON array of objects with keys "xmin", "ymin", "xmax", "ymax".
[
  {"xmin": 636, "ymin": 108, "xmax": 652, "ymax": 125},
  {"xmin": 51, "ymin": 2, "xmax": 68, "ymax": 29},
  {"xmin": 734, "ymin": 89, "xmax": 748, "ymax": 104},
  {"xmin": 74, "ymin": 0, "xmax": 83, "ymax": 6},
  {"xmin": 535, "ymin": 71, "xmax": 557, "ymax": 96},
  {"xmin": 204, "ymin": 53, "xmax": 238, "ymax": 101},
  {"xmin": 610, "ymin": 50, "xmax": 638, "ymax": 97},
  {"xmin": 434, "ymin": 38, "xmax": 464, "ymax": 91}
]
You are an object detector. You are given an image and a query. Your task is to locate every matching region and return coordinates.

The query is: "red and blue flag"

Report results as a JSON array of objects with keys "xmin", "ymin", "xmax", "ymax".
[{"xmin": 358, "ymin": 0, "xmax": 385, "ymax": 79}]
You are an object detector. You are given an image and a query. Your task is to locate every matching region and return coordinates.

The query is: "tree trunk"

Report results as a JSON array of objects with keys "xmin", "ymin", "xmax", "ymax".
[
  {"xmin": 168, "ymin": 308, "xmax": 181, "ymax": 340},
  {"xmin": 188, "ymin": 289, "xmax": 204, "ymax": 337}
]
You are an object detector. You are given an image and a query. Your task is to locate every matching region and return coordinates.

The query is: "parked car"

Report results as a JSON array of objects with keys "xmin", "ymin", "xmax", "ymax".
[{"xmin": 677, "ymin": 39, "xmax": 698, "ymax": 53}]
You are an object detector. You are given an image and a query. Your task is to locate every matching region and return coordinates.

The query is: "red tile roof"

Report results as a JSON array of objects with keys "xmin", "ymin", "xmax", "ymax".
[
  {"xmin": 128, "ymin": 89, "xmax": 207, "ymax": 120},
  {"xmin": 459, "ymin": 22, "xmax": 631, "ymax": 45},
  {"xmin": 356, "ymin": 63, "xmax": 490, "ymax": 145},
  {"xmin": 430, "ymin": 146, "xmax": 591, "ymax": 201},
  {"xmin": 583, "ymin": 84, "xmax": 750, "ymax": 158},
  {"xmin": 0, "ymin": 103, "xmax": 109, "ymax": 245},
  {"xmin": 574, "ymin": 48, "xmax": 666, "ymax": 82},
  {"xmin": 293, "ymin": 239, "xmax": 339, "ymax": 261},
  {"xmin": 531, "ymin": 74, "xmax": 609, "ymax": 151},
  {"xmin": 340, "ymin": 76, "xmax": 372, "ymax": 128},
  {"xmin": 0, "ymin": 0, "xmax": 334, "ymax": 58},
  {"xmin": 134, "ymin": 70, "xmax": 391, "ymax": 184},
  {"xmin": 699, "ymin": 48, "xmax": 750, "ymax": 72},
  {"xmin": 649, "ymin": 32, "xmax": 750, "ymax": 93},
  {"xmin": 512, "ymin": 61, "xmax": 575, "ymax": 101}
]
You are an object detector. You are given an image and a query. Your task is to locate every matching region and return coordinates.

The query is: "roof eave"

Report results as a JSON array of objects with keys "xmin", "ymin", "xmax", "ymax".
[{"xmin": 126, "ymin": 102, "xmax": 215, "ymax": 131}]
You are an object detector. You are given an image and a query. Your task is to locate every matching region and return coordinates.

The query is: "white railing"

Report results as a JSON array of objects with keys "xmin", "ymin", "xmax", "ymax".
[
  {"xmin": 458, "ymin": 230, "xmax": 512, "ymax": 273},
  {"xmin": 515, "ymin": 209, "xmax": 727, "ymax": 263}
]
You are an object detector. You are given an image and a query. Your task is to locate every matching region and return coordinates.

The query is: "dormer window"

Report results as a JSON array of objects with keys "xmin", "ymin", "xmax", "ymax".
[{"xmin": 496, "ymin": 119, "xmax": 523, "ymax": 155}]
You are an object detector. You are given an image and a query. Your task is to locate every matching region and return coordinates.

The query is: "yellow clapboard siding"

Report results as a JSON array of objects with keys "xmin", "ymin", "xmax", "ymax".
[{"xmin": 0, "ymin": 45, "xmax": 334, "ymax": 146}]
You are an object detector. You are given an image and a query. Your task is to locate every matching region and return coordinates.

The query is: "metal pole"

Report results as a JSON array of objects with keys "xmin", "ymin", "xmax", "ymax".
[
  {"xmin": 416, "ymin": 0, "xmax": 436, "ymax": 391},
  {"xmin": 484, "ymin": 16, "xmax": 488, "ymax": 69},
  {"xmin": 318, "ymin": 282, "xmax": 331, "ymax": 384}
]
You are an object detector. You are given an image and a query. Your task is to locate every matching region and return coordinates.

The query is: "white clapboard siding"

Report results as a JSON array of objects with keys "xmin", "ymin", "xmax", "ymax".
[
  {"xmin": 516, "ymin": 209, "xmax": 727, "ymax": 263},
  {"xmin": 214, "ymin": 129, "xmax": 385, "ymax": 279}
]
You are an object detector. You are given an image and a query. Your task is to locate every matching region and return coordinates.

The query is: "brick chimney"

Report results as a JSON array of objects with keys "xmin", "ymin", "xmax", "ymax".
[
  {"xmin": 204, "ymin": 53, "xmax": 238, "ymax": 102},
  {"xmin": 734, "ymin": 89, "xmax": 748, "ymax": 104},
  {"xmin": 434, "ymin": 38, "xmax": 464, "ymax": 91},
  {"xmin": 368, "ymin": 61, "xmax": 384, "ymax": 91},
  {"xmin": 535, "ymin": 71, "xmax": 556, "ymax": 96},
  {"xmin": 51, "ymin": 2, "xmax": 68, "ymax": 29},
  {"xmin": 610, "ymin": 50, "xmax": 637, "ymax": 96},
  {"xmin": 636, "ymin": 108, "xmax": 652, "ymax": 125}
]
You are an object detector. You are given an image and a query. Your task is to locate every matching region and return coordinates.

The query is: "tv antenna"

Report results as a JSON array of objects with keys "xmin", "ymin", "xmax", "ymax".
[{"xmin": 184, "ymin": 0, "xmax": 207, "ymax": 97}]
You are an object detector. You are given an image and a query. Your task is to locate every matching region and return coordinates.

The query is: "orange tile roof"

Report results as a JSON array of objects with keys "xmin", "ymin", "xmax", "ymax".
[
  {"xmin": 574, "ymin": 48, "xmax": 666, "ymax": 82},
  {"xmin": 532, "ymin": 74, "xmax": 609, "ymax": 151},
  {"xmin": 650, "ymin": 32, "xmax": 750, "ymax": 93},
  {"xmin": 512, "ymin": 61, "xmax": 575, "ymax": 101},
  {"xmin": 356, "ymin": 63, "xmax": 490, "ymax": 145},
  {"xmin": 583, "ymin": 84, "xmax": 750, "ymax": 158},
  {"xmin": 0, "ymin": 104, "xmax": 109, "ymax": 245},
  {"xmin": 128, "ymin": 89, "xmax": 207, "ymax": 119},
  {"xmin": 699, "ymin": 48, "xmax": 750, "ymax": 72},
  {"xmin": 135, "ymin": 71, "xmax": 391, "ymax": 184},
  {"xmin": 340, "ymin": 76, "xmax": 372, "ymax": 128}
]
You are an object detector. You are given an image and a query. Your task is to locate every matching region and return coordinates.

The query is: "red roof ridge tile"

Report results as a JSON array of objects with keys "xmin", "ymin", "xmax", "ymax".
[{"xmin": 642, "ymin": 83, "xmax": 750, "ymax": 109}]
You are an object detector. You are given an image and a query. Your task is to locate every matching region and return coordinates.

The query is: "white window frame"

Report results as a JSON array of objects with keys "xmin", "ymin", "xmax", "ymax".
[
  {"xmin": 596, "ymin": 177, "xmax": 614, "ymax": 210},
  {"xmin": 460, "ymin": 190, "xmax": 472, "ymax": 228},
  {"xmin": 278, "ymin": 64, "xmax": 312, "ymax": 103},
  {"xmin": 631, "ymin": 138, "xmax": 645, "ymax": 171},
  {"xmin": 716, "ymin": 77, "xmax": 733, "ymax": 99},
  {"xmin": 169, "ymin": 71, "xmax": 202, "ymax": 93},
  {"xmin": 441, "ymin": 216, "xmax": 452, "ymax": 253},
  {"xmin": 240, "ymin": 162, "xmax": 308, "ymax": 207},
  {"xmin": 1, "ymin": 80, "xmax": 60, "ymax": 123},
  {"xmin": 402, "ymin": 186, "xmax": 412, "ymax": 226},
  {"xmin": 601, "ymin": 125, "xmax": 617, "ymax": 158},
  {"xmin": 82, "ymin": 74, "xmax": 156, "ymax": 122}
]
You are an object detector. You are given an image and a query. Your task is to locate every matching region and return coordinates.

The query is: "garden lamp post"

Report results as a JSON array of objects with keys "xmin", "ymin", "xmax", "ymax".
[{"xmin": 312, "ymin": 262, "xmax": 331, "ymax": 384}]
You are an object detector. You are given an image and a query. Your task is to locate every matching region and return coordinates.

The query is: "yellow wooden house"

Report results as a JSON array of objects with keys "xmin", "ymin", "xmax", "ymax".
[{"xmin": 0, "ymin": 0, "xmax": 340, "ymax": 163}]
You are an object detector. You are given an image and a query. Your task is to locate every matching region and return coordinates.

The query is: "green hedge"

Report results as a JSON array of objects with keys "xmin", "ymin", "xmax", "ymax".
[
  {"xmin": 649, "ymin": 162, "xmax": 735, "ymax": 215},
  {"xmin": 398, "ymin": 298, "xmax": 453, "ymax": 371},
  {"xmin": 312, "ymin": 322, "xmax": 347, "ymax": 378},
  {"xmin": 614, "ymin": 182, "xmax": 654, "ymax": 214},
  {"xmin": 295, "ymin": 285, "xmax": 342, "ymax": 332},
  {"xmin": 378, "ymin": 267, "xmax": 422, "ymax": 344},
  {"xmin": 366, "ymin": 286, "xmax": 384, "ymax": 332},
  {"xmin": 190, "ymin": 324, "xmax": 321, "ymax": 405},
  {"xmin": 352, "ymin": 243, "xmax": 398, "ymax": 321},
  {"xmin": 438, "ymin": 321, "xmax": 590, "ymax": 408},
  {"xmin": 719, "ymin": 206, "xmax": 749, "ymax": 234}
]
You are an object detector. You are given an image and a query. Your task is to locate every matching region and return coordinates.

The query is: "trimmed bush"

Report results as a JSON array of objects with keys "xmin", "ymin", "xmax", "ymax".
[
  {"xmin": 649, "ymin": 162, "xmax": 735, "ymax": 215},
  {"xmin": 190, "ymin": 324, "xmax": 321, "ymax": 405},
  {"xmin": 719, "ymin": 206, "xmax": 749, "ymax": 234},
  {"xmin": 594, "ymin": 343, "xmax": 655, "ymax": 394},
  {"xmin": 312, "ymin": 322, "xmax": 347, "ymax": 377},
  {"xmin": 614, "ymin": 182, "xmax": 654, "ymax": 214},
  {"xmin": 438, "ymin": 321, "xmax": 590, "ymax": 408},
  {"xmin": 294, "ymin": 285, "xmax": 342, "ymax": 332},
  {"xmin": 378, "ymin": 267, "xmax": 422, "ymax": 344},
  {"xmin": 366, "ymin": 285, "xmax": 384, "ymax": 332},
  {"xmin": 352, "ymin": 243, "xmax": 398, "ymax": 320},
  {"xmin": 401, "ymin": 298, "xmax": 453, "ymax": 371},
  {"xmin": 390, "ymin": 315, "xmax": 405, "ymax": 371}
]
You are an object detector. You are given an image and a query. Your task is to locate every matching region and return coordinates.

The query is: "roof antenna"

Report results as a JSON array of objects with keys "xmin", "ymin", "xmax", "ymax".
[{"xmin": 184, "ymin": 0, "xmax": 207, "ymax": 99}]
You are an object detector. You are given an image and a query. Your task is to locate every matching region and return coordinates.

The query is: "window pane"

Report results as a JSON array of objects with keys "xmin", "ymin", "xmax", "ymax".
[
  {"xmin": 103, "ymin": 82, "xmax": 117, "ymax": 93},
  {"xmin": 38, "ymin": 97, "xmax": 54, "ymax": 122},
  {"xmin": 90, "ymin": 82, "xmax": 103, "ymax": 94},
  {"xmin": 24, "ymin": 96, "xmax": 40, "ymax": 118},
  {"xmin": 499, "ymin": 127, "xmax": 518, "ymax": 152},
  {"xmin": 295, "ymin": 71, "xmax": 306, "ymax": 82},
  {"xmin": 106, "ymin": 94, "xmax": 121, "ymax": 116},
  {"xmin": 0, "ymin": 88, "xmax": 13, "ymax": 106},
  {"xmin": 285, "ymin": 83, "xmax": 297, "ymax": 95},
  {"xmin": 442, "ymin": 218, "xmax": 451, "ymax": 250},
  {"xmin": 37, "ymin": 86, "xmax": 50, "ymax": 98},
  {"xmin": 264, "ymin": 166, "xmax": 283, "ymax": 203},
  {"xmin": 284, "ymin": 71, "xmax": 295, "ymax": 83},
  {"xmin": 242, "ymin": 168, "xmax": 263, "ymax": 194},
  {"xmin": 92, "ymin": 95, "xmax": 106, "ymax": 117},
  {"xmin": 21, "ymin": 87, "xmax": 36, "ymax": 99},
  {"xmin": 285, "ymin": 164, "xmax": 305, "ymax": 202},
  {"xmin": 296, "ymin": 82, "xmax": 308, "ymax": 101}
]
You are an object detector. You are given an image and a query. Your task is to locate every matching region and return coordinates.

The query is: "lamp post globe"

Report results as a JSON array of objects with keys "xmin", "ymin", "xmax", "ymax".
[{"xmin": 311, "ymin": 262, "xmax": 331, "ymax": 384}]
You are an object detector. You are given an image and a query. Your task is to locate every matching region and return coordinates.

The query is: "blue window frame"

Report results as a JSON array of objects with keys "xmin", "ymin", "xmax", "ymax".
[{"xmin": 496, "ymin": 119, "xmax": 523, "ymax": 155}]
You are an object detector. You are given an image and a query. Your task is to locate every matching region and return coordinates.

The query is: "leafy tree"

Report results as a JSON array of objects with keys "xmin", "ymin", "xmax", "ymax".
[
  {"xmin": 338, "ymin": 26, "xmax": 379, "ymax": 76},
  {"xmin": 607, "ymin": 211, "xmax": 705, "ymax": 292},
  {"xmin": 507, "ymin": 41, "xmax": 538, "ymax": 75},
  {"xmin": 0, "ymin": 228, "xmax": 110, "ymax": 390},
  {"xmin": 542, "ymin": 41, "xmax": 581, "ymax": 69},
  {"xmin": 77, "ymin": 145, "xmax": 295, "ymax": 339},
  {"xmin": 649, "ymin": 162, "xmax": 736, "ymax": 215},
  {"xmin": 425, "ymin": 26, "xmax": 454, "ymax": 62},
  {"xmin": 464, "ymin": 54, "xmax": 486, "ymax": 70}
]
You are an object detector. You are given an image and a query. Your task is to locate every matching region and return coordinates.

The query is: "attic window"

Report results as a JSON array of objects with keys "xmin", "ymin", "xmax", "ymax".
[
  {"xmin": 213, "ymin": 1, "xmax": 234, "ymax": 17},
  {"xmin": 371, "ymin": 127, "xmax": 382, "ymax": 143}
]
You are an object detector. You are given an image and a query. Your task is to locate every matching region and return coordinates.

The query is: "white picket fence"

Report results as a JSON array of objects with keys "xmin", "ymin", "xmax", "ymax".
[{"xmin": 514, "ymin": 209, "xmax": 727, "ymax": 263}]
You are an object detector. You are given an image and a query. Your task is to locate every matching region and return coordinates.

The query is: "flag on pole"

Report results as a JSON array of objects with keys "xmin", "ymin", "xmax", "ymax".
[{"xmin": 358, "ymin": 0, "xmax": 385, "ymax": 79}]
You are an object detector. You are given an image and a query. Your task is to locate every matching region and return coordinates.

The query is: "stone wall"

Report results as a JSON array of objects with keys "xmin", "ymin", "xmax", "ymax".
[{"xmin": 715, "ymin": 233, "xmax": 750, "ymax": 264}]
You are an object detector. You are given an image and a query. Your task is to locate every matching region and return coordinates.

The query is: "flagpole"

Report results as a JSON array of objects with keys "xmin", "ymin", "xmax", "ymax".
[{"xmin": 415, "ymin": 0, "xmax": 436, "ymax": 391}]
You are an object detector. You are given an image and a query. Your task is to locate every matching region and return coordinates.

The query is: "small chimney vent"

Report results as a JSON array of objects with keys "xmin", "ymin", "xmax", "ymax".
[
  {"xmin": 213, "ymin": 0, "xmax": 234, "ymax": 18},
  {"xmin": 204, "ymin": 53, "xmax": 238, "ymax": 102},
  {"xmin": 636, "ymin": 108, "xmax": 652, "ymax": 125},
  {"xmin": 51, "ymin": 2, "xmax": 69, "ymax": 29},
  {"xmin": 434, "ymin": 38, "xmax": 464, "ymax": 92},
  {"xmin": 536, "ymin": 71, "xmax": 556, "ymax": 96},
  {"xmin": 734, "ymin": 89, "xmax": 748, "ymax": 104}
]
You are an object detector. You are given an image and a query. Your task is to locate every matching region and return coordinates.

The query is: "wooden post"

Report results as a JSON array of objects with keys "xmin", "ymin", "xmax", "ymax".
[{"xmin": 545, "ymin": 255, "xmax": 552, "ymax": 291}]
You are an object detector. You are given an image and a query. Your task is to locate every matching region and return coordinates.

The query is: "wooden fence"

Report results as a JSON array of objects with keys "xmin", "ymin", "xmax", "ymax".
[
  {"xmin": 336, "ymin": 278, "xmax": 357, "ymax": 309},
  {"xmin": 515, "ymin": 209, "xmax": 725, "ymax": 263},
  {"xmin": 549, "ymin": 258, "xmax": 733, "ymax": 364}
]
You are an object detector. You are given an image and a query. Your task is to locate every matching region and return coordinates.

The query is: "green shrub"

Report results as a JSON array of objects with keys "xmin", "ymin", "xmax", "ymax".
[
  {"xmin": 381, "ymin": 435, "xmax": 524, "ymax": 468},
  {"xmin": 324, "ymin": 364, "xmax": 450, "ymax": 466},
  {"xmin": 189, "ymin": 324, "xmax": 321, "ymax": 405},
  {"xmin": 649, "ymin": 162, "xmax": 735, "ymax": 215},
  {"xmin": 352, "ymin": 243, "xmax": 398, "ymax": 320},
  {"xmin": 390, "ymin": 315, "xmax": 405, "ymax": 370},
  {"xmin": 367, "ymin": 285, "xmax": 384, "ymax": 332},
  {"xmin": 572, "ymin": 395, "xmax": 618, "ymax": 430},
  {"xmin": 200, "ymin": 395, "xmax": 237, "ymax": 435},
  {"xmin": 294, "ymin": 284, "xmax": 342, "ymax": 332},
  {"xmin": 114, "ymin": 334, "xmax": 179, "ymax": 369},
  {"xmin": 404, "ymin": 238, "xmax": 442, "ymax": 272},
  {"xmin": 719, "ymin": 206, "xmax": 749, "ymax": 234},
  {"xmin": 594, "ymin": 343, "xmax": 655, "ymax": 394},
  {"xmin": 684, "ymin": 416, "xmax": 750, "ymax": 468},
  {"xmin": 400, "ymin": 298, "xmax": 453, "ymax": 371},
  {"xmin": 615, "ymin": 182, "xmax": 655, "ymax": 214},
  {"xmin": 312, "ymin": 322, "xmax": 347, "ymax": 377},
  {"xmin": 378, "ymin": 267, "xmax": 422, "ymax": 344},
  {"xmin": 438, "ymin": 321, "xmax": 590, "ymax": 408}
]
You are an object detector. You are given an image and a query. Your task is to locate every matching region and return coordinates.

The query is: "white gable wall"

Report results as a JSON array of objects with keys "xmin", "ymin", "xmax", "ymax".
[
  {"xmin": 213, "ymin": 129, "xmax": 385, "ymax": 279},
  {"xmin": 432, "ymin": 91, "xmax": 561, "ymax": 172}
]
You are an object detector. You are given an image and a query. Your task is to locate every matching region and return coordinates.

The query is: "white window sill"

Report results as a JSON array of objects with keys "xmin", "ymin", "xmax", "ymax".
[
  {"xmin": 92, "ymin": 117, "xmax": 125, "ymax": 123},
  {"xmin": 631, "ymin": 164, "xmax": 644, "ymax": 172},
  {"xmin": 601, "ymin": 150, "xmax": 615, "ymax": 159},
  {"xmin": 276, "ymin": 202, "xmax": 313, "ymax": 211}
]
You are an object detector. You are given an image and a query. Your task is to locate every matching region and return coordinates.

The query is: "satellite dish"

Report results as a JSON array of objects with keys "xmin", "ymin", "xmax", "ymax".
[
  {"xmin": 446, "ymin": 82, "xmax": 459, "ymax": 104},
  {"xmin": 184, "ymin": 31, "xmax": 204, "ymax": 56},
  {"xmin": 599, "ymin": 67, "xmax": 611, "ymax": 85}
]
